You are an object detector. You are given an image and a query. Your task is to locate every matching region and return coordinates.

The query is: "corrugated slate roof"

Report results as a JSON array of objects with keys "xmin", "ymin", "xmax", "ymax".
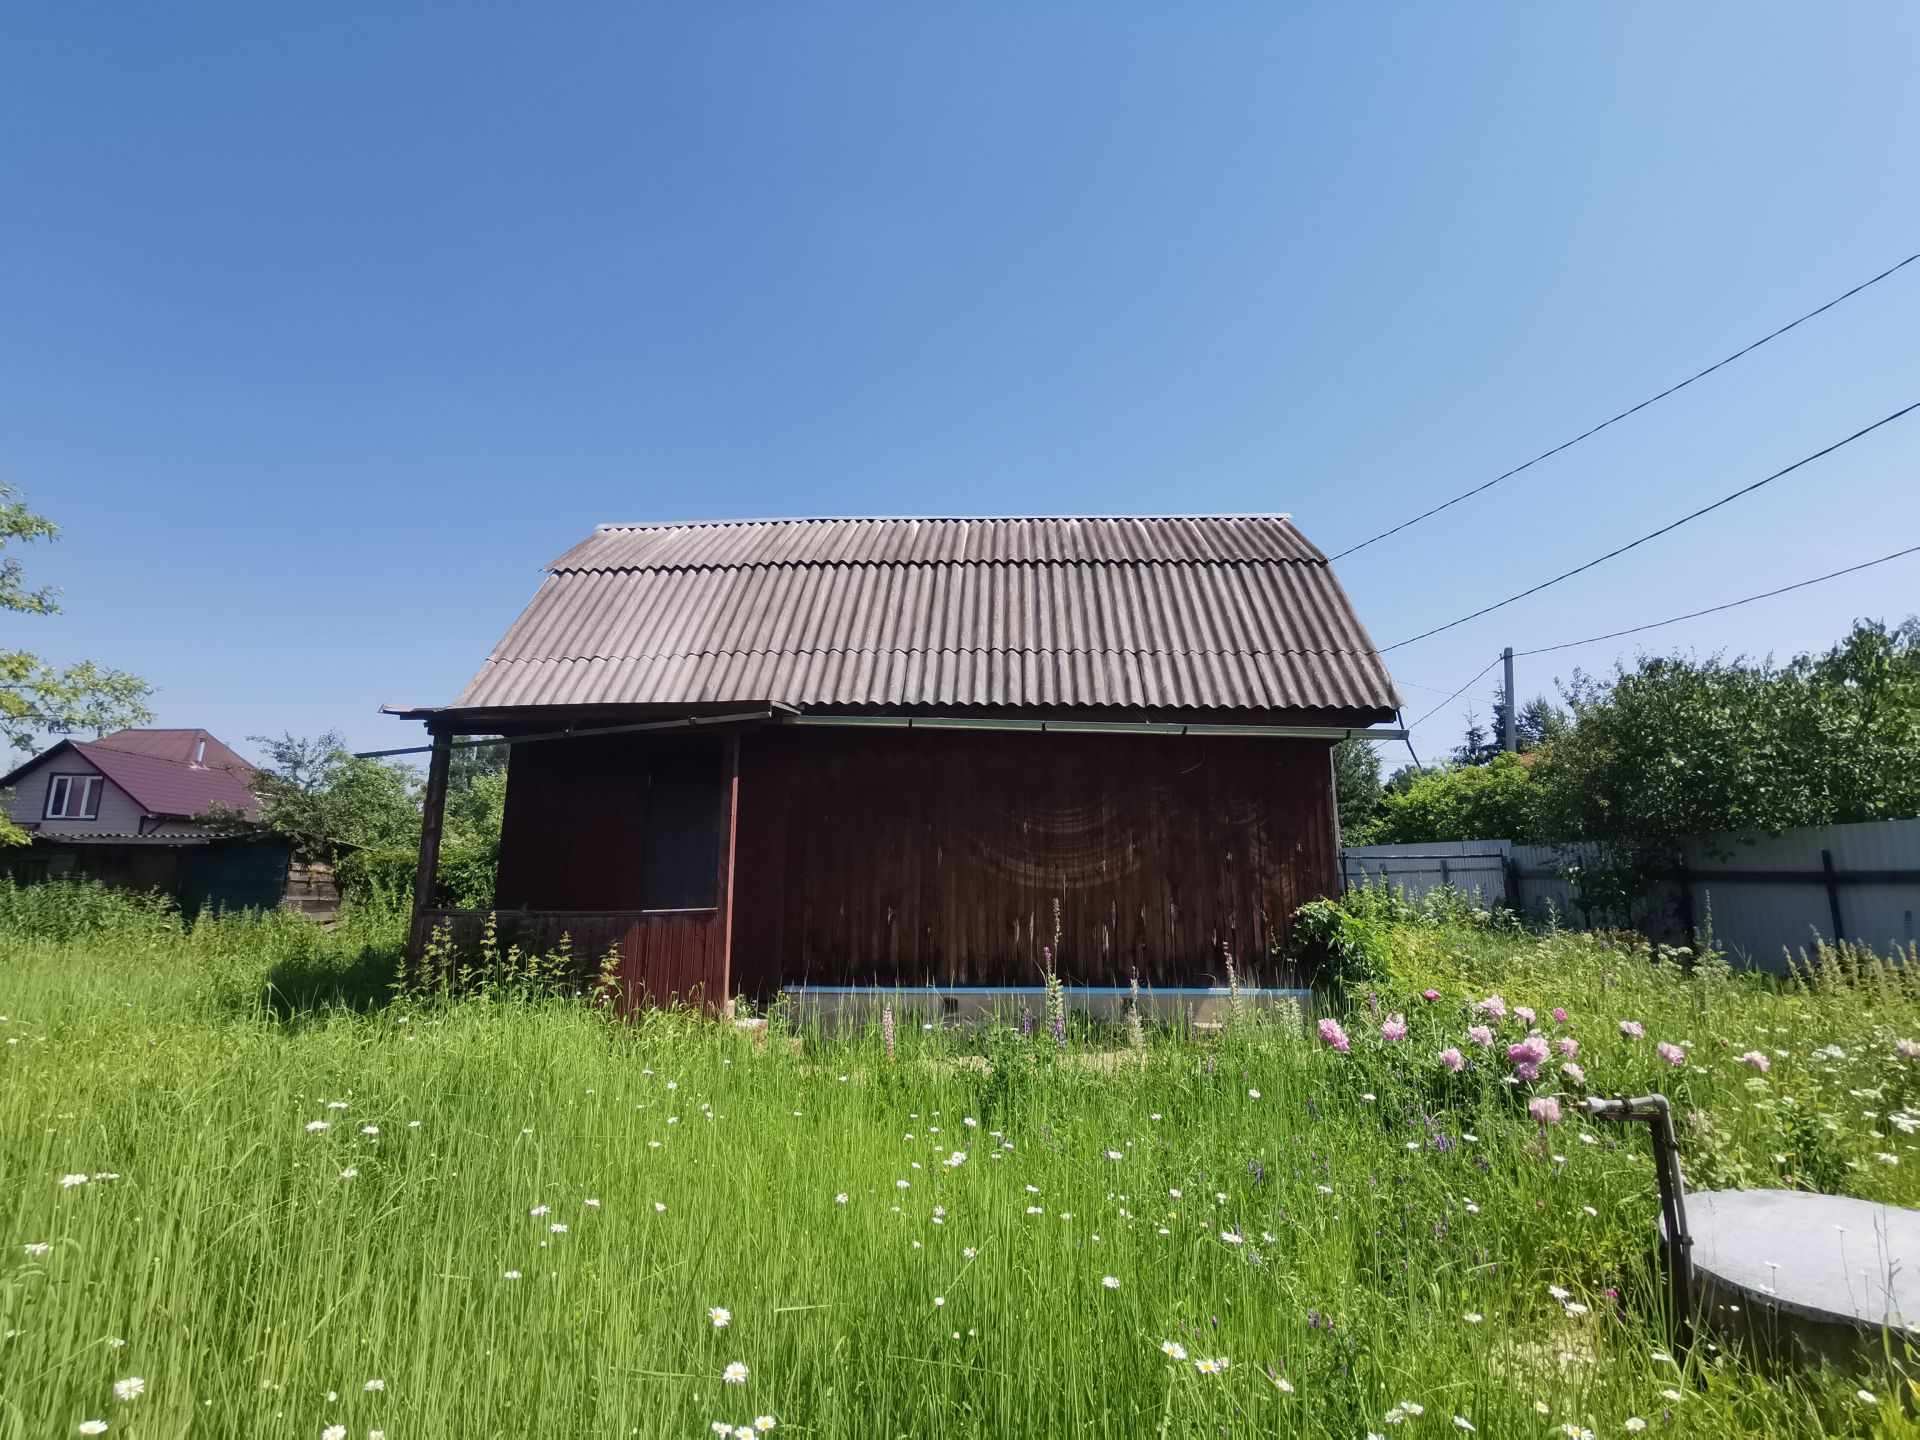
[{"xmin": 456, "ymin": 516, "xmax": 1401, "ymax": 715}]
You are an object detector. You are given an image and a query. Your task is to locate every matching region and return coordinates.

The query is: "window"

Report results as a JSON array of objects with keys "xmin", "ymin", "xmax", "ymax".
[
  {"xmin": 639, "ymin": 744, "xmax": 724, "ymax": 910},
  {"xmin": 44, "ymin": 773, "xmax": 103, "ymax": 821}
]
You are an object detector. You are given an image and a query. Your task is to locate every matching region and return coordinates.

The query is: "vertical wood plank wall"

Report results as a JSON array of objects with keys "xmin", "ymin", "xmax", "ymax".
[{"xmin": 728, "ymin": 728, "xmax": 1336, "ymax": 997}]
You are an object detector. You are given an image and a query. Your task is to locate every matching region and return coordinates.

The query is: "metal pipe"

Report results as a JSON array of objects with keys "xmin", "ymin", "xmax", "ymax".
[
  {"xmin": 784, "ymin": 714, "xmax": 1408, "ymax": 741},
  {"xmin": 1586, "ymin": 1093, "xmax": 1694, "ymax": 1348}
]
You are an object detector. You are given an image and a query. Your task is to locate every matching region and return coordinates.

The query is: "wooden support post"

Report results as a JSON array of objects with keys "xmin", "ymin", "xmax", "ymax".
[
  {"xmin": 715, "ymin": 733, "xmax": 742, "ymax": 1013},
  {"xmin": 408, "ymin": 731, "xmax": 453, "ymax": 960}
]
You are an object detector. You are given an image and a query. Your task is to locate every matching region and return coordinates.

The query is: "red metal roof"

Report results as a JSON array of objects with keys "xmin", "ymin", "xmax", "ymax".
[{"xmin": 74, "ymin": 739, "xmax": 259, "ymax": 820}]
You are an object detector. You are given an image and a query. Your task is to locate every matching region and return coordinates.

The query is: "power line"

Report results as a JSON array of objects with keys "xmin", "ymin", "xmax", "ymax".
[
  {"xmin": 1330, "ymin": 251, "xmax": 1920, "ymax": 562},
  {"xmin": 1378, "ymin": 400, "xmax": 1920, "ymax": 652},
  {"xmin": 1407, "ymin": 654, "xmax": 1505, "ymax": 728},
  {"xmin": 1513, "ymin": 543, "xmax": 1920, "ymax": 658}
]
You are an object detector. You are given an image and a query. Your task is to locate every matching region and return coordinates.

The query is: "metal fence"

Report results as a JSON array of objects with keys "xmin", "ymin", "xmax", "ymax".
[{"xmin": 1342, "ymin": 819, "xmax": 1920, "ymax": 971}]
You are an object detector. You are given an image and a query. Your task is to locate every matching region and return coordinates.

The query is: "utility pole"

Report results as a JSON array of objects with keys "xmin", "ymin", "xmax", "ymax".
[{"xmin": 1501, "ymin": 647, "xmax": 1517, "ymax": 753}]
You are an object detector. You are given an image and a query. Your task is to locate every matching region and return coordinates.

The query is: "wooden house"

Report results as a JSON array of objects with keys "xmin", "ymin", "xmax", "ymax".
[{"xmin": 389, "ymin": 516, "xmax": 1402, "ymax": 1008}]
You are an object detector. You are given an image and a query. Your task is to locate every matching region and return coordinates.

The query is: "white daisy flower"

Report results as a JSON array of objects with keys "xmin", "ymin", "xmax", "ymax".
[
  {"xmin": 305, "ymin": 1121, "xmax": 329, "ymax": 1133},
  {"xmin": 723, "ymin": 1362, "xmax": 749, "ymax": 1384},
  {"xmin": 59, "ymin": 1174, "xmax": 89, "ymax": 1188},
  {"xmin": 363, "ymin": 1379, "xmax": 385, "ymax": 1392},
  {"xmin": 709, "ymin": 1307, "xmax": 732, "ymax": 1327},
  {"xmin": 113, "ymin": 1378, "xmax": 144, "ymax": 1401},
  {"xmin": 78, "ymin": 1424, "xmax": 108, "ymax": 1436},
  {"xmin": 1101, "ymin": 1276, "xmax": 1119, "ymax": 1290},
  {"xmin": 754, "ymin": 1419, "xmax": 776, "ymax": 1432}
]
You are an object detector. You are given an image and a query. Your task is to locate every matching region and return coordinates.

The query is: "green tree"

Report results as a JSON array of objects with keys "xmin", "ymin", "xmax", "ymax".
[
  {"xmin": 0, "ymin": 487, "xmax": 154, "ymax": 845},
  {"xmin": 1360, "ymin": 751, "xmax": 1544, "ymax": 844},
  {"xmin": 1332, "ymin": 736, "xmax": 1383, "ymax": 837},
  {"xmin": 232, "ymin": 732, "xmax": 424, "ymax": 861},
  {"xmin": 0, "ymin": 485, "xmax": 153, "ymax": 755}
]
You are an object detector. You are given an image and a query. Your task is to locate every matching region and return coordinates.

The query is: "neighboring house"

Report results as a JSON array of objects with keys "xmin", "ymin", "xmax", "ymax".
[
  {"xmin": 0, "ymin": 728, "xmax": 291, "ymax": 911},
  {"xmin": 388, "ymin": 515, "xmax": 1404, "ymax": 1008}
]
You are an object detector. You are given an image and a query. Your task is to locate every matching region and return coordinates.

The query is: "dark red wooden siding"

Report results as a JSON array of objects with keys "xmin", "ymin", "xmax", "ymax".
[{"xmin": 727, "ymin": 728, "xmax": 1336, "ymax": 996}]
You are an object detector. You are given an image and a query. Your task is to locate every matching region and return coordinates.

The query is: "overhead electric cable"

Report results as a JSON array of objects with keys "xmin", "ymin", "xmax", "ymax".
[
  {"xmin": 1378, "ymin": 401, "xmax": 1920, "ymax": 652},
  {"xmin": 1407, "ymin": 654, "xmax": 1505, "ymax": 728},
  {"xmin": 1331, "ymin": 251, "xmax": 1920, "ymax": 561},
  {"xmin": 1512, "ymin": 543, "xmax": 1920, "ymax": 657}
]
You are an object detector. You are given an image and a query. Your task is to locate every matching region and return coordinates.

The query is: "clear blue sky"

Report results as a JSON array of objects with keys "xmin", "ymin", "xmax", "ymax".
[{"xmin": 4, "ymin": 4, "xmax": 1917, "ymax": 766}]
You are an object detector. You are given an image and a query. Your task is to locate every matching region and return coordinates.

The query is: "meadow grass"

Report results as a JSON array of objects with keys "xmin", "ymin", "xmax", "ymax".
[{"xmin": 6, "ymin": 890, "xmax": 1920, "ymax": 1438}]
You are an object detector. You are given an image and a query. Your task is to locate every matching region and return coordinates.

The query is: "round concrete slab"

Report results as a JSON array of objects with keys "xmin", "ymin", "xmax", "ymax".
[{"xmin": 1681, "ymin": 1189, "xmax": 1920, "ymax": 1329}]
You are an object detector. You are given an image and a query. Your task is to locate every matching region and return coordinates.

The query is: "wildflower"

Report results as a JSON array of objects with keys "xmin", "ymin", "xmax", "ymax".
[
  {"xmin": 1660, "ymin": 1388, "xmax": 1682, "ymax": 1402},
  {"xmin": 1478, "ymin": 995, "xmax": 1507, "ymax": 1020},
  {"xmin": 1898, "ymin": 1040, "xmax": 1920, "ymax": 1062},
  {"xmin": 709, "ymin": 1306, "xmax": 732, "ymax": 1327},
  {"xmin": 963, "ymin": 1246, "xmax": 978, "ymax": 1258},
  {"xmin": 1466, "ymin": 1026, "xmax": 1494, "ymax": 1048},
  {"xmin": 1422, "ymin": 988, "xmax": 1442, "ymax": 1002},
  {"xmin": 339, "ymin": 1168, "xmax": 359, "ymax": 1180},
  {"xmin": 305, "ymin": 1121, "xmax": 329, "ymax": 1133},
  {"xmin": 1738, "ymin": 1050, "xmax": 1771, "ymax": 1073},
  {"xmin": 530, "ymin": 1205, "xmax": 551, "ymax": 1217},
  {"xmin": 1556, "ymin": 1036, "xmax": 1579, "ymax": 1058},
  {"xmin": 113, "ymin": 1378, "xmax": 144, "ymax": 1401},
  {"xmin": 1317, "ymin": 1018, "xmax": 1350, "ymax": 1053},
  {"xmin": 584, "ymin": 1197, "xmax": 600, "ymax": 1207},
  {"xmin": 1508, "ymin": 1036, "xmax": 1550, "ymax": 1072},
  {"xmin": 1220, "ymin": 1229, "xmax": 1244, "ymax": 1244},
  {"xmin": 23, "ymin": 1242, "xmax": 51, "ymax": 1257},
  {"xmin": 933, "ymin": 1296, "xmax": 945, "ymax": 1307},
  {"xmin": 1547, "ymin": 1284, "xmax": 1571, "ymax": 1301},
  {"xmin": 1453, "ymin": 1419, "xmax": 1476, "ymax": 1433},
  {"xmin": 754, "ymin": 1420, "xmax": 777, "ymax": 1433},
  {"xmin": 503, "ymin": 1270, "xmax": 522, "ymax": 1280},
  {"xmin": 1381, "ymin": 1015, "xmax": 1407, "ymax": 1043},
  {"xmin": 1858, "ymin": 1389, "xmax": 1878, "ymax": 1405},
  {"xmin": 1657, "ymin": 1042, "xmax": 1686, "ymax": 1066},
  {"xmin": 654, "ymin": 1202, "xmax": 667, "ymax": 1213},
  {"xmin": 363, "ymin": 1379, "xmax": 385, "ymax": 1392},
  {"xmin": 327, "ymin": 1100, "xmax": 348, "ymax": 1110},
  {"xmin": 1160, "ymin": 1340, "xmax": 1188, "ymax": 1360},
  {"xmin": 79, "ymin": 1425, "xmax": 108, "ymax": 1437},
  {"xmin": 1463, "ymin": 1312, "xmax": 1482, "ymax": 1323},
  {"xmin": 896, "ymin": 1179, "xmax": 910, "ymax": 1190},
  {"xmin": 1562, "ymin": 1062, "xmax": 1586, "ymax": 1085},
  {"xmin": 1619, "ymin": 1020, "xmax": 1644, "ymax": 1040},
  {"xmin": 1552, "ymin": 1007, "xmax": 1568, "ymax": 1022},
  {"xmin": 711, "ymin": 1424, "xmax": 732, "ymax": 1436},
  {"xmin": 360, "ymin": 1125, "xmax": 378, "ymax": 1136},
  {"xmin": 59, "ymin": 1174, "xmax": 88, "ymax": 1188},
  {"xmin": 1514, "ymin": 1006, "xmax": 1536, "ymax": 1026},
  {"xmin": 723, "ymin": 1362, "xmax": 749, "ymax": 1384},
  {"xmin": 323, "ymin": 1428, "xmax": 347, "ymax": 1440},
  {"xmin": 1529, "ymin": 1096, "xmax": 1562, "ymax": 1125},
  {"xmin": 1194, "ymin": 1356, "xmax": 1228, "ymax": 1375},
  {"xmin": 1276, "ymin": 1377, "xmax": 1295, "ymax": 1393},
  {"xmin": 1248, "ymin": 1087, "xmax": 1262, "ymax": 1099},
  {"xmin": 834, "ymin": 1193, "xmax": 848, "ymax": 1204},
  {"xmin": 1438, "ymin": 1047, "xmax": 1466, "ymax": 1072},
  {"xmin": 1625, "ymin": 1421, "xmax": 1646, "ymax": 1434},
  {"xmin": 1534, "ymin": 1402, "xmax": 1551, "ymax": 1415},
  {"xmin": 1101, "ymin": 1275, "xmax": 1120, "ymax": 1290}
]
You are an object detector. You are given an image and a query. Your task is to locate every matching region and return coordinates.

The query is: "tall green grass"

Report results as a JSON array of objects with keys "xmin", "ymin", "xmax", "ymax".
[{"xmin": 4, "ymin": 887, "xmax": 1920, "ymax": 1437}]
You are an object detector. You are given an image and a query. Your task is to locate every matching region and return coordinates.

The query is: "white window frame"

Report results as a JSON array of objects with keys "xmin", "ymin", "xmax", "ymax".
[{"xmin": 44, "ymin": 773, "xmax": 103, "ymax": 821}]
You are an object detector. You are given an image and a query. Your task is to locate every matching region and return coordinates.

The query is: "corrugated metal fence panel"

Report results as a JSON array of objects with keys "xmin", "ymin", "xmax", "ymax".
[
  {"xmin": 1683, "ymin": 819, "xmax": 1920, "ymax": 968},
  {"xmin": 1340, "ymin": 841, "xmax": 1512, "ymax": 906},
  {"xmin": 1346, "ymin": 821, "xmax": 1920, "ymax": 971}
]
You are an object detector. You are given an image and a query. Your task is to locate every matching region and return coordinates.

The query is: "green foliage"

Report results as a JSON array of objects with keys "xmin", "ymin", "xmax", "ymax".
[
  {"xmin": 1358, "ymin": 751, "xmax": 1542, "ymax": 844},
  {"xmin": 227, "ymin": 732, "xmax": 423, "ymax": 861},
  {"xmin": 1288, "ymin": 896, "xmax": 1394, "ymax": 986},
  {"xmin": 1331, "ymin": 736, "xmax": 1381, "ymax": 836},
  {"xmin": 0, "ymin": 485, "xmax": 153, "ymax": 844},
  {"xmin": 0, "ymin": 875, "xmax": 184, "ymax": 944}
]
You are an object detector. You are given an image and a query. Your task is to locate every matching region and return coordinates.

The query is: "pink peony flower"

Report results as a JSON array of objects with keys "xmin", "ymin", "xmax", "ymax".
[
  {"xmin": 1513, "ymin": 1063, "xmax": 1541, "ymax": 1082},
  {"xmin": 1438, "ymin": 1047, "xmax": 1466, "ymax": 1072},
  {"xmin": 1467, "ymin": 1025, "xmax": 1495, "ymax": 1048},
  {"xmin": 1514, "ymin": 1006, "xmax": 1537, "ymax": 1027},
  {"xmin": 1380, "ymin": 1014, "xmax": 1407, "ymax": 1043},
  {"xmin": 1551, "ymin": 1007, "xmax": 1568, "ymax": 1024},
  {"xmin": 1656, "ymin": 1042, "xmax": 1686, "ymax": 1066},
  {"xmin": 1555, "ymin": 1036, "xmax": 1580, "ymax": 1059},
  {"xmin": 1478, "ymin": 995, "xmax": 1508, "ymax": 1020},
  {"xmin": 1528, "ymin": 1096, "xmax": 1562, "ymax": 1125},
  {"xmin": 1317, "ymin": 1018, "xmax": 1350, "ymax": 1054},
  {"xmin": 1737, "ymin": 1050, "xmax": 1770, "ymax": 1073},
  {"xmin": 1508, "ymin": 1036, "xmax": 1550, "ymax": 1068},
  {"xmin": 1897, "ymin": 1039, "xmax": 1920, "ymax": 1062},
  {"xmin": 1421, "ymin": 988, "xmax": 1442, "ymax": 1002},
  {"xmin": 1619, "ymin": 1020, "xmax": 1644, "ymax": 1040},
  {"xmin": 1561, "ymin": 1061, "xmax": 1586, "ymax": 1086}
]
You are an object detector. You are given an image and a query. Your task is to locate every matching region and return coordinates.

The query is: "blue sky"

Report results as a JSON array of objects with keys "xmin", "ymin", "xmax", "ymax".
[{"xmin": 3, "ymin": 4, "xmax": 1917, "ymax": 765}]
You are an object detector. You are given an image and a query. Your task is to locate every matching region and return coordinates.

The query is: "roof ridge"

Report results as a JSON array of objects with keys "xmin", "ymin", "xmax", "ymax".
[{"xmin": 594, "ymin": 514, "xmax": 1296, "ymax": 531}]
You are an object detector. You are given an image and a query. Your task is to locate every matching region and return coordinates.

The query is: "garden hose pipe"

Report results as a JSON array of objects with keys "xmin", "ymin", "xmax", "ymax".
[{"xmin": 1586, "ymin": 1093, "xmax": 1696, "ymax": 1345}]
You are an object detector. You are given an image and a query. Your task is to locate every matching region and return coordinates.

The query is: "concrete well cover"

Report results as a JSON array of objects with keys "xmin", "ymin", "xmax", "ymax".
[{"xmin": 1682, "ymin": 1188, "xmax": 1920, "ymax": 1327}]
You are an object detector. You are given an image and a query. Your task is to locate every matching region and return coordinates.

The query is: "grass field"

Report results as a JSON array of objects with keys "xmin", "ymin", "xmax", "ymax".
[{"xmin": 6, "ymin": 888, "xmax": 1920, "ymax": 1438}]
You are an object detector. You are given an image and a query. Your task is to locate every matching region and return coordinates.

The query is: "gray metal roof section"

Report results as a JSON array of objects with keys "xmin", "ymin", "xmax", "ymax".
[{"xmin": 456, "ymin": 516, "xmax": 1401, "ymax": 714}]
